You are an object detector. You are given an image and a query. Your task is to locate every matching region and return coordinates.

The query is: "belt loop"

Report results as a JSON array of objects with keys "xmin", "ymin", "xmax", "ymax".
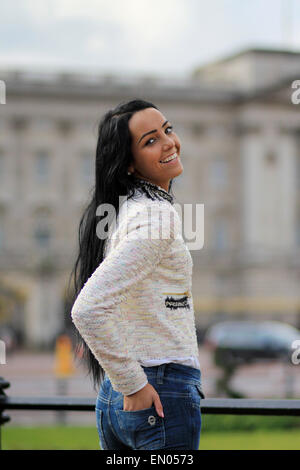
[{"xmin": 156, "ymin": 364, "xmax": 166, "ymax": 385}]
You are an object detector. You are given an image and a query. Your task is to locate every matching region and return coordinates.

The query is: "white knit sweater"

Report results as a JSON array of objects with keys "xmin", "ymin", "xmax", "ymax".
[{"xmin": 71, "ymin": 186, "xmax": 200, "ymax": 396}]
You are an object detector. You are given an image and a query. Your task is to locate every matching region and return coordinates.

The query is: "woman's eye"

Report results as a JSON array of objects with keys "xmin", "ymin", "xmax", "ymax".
[
  {"xmin": 145, "ymin": 126, "xmax": 173, "ymax": 146},
  {"xmin": 145, "ymin": 137, "xmax": 155, "ymax": 146}
]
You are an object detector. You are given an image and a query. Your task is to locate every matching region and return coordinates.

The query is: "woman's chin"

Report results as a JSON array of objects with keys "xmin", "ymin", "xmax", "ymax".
[{"xmin": 172, "ymin": 162, "xmax": 183, "ymax": 178}]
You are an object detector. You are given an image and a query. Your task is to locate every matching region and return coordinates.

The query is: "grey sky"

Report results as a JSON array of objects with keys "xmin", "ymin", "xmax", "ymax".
[{"xmin": 1, "ymin": 0, "xmax": 300, "ymax": 77}]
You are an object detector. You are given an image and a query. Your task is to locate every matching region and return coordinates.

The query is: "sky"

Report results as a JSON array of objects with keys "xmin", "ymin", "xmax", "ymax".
[{"xmin": 1, "ymin": 0, "xmax": 300, "ymax": 78}]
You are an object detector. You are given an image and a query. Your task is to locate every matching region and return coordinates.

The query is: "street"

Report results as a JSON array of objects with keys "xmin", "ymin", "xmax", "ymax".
[{"xmin": 1, "ymin": 347, "xmax": 299, "ymax": 425}]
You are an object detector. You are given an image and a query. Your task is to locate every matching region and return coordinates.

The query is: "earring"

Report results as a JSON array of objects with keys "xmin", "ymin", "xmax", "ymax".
[{"xmin": 127, "ymin": 171, "xmax": 132, "ymax": 175}]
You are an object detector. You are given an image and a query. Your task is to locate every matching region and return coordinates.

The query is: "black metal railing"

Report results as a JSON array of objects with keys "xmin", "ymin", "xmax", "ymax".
[{"xmin": 1, "ymin": 377, "xmax": 300, "ymax": 450}]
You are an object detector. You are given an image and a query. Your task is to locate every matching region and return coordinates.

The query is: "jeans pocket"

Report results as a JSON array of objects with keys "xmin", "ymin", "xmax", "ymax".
[
  {"xmin": 116, "ymin": 405, "xmax": 165, "ymax": 450},
  {"xmin": 196, "ymin": 384, "xmax": 205, "ymax": 399},
  {"xmin": 190, "ymin": 384, "xmax": 205, "ymax": 410}
]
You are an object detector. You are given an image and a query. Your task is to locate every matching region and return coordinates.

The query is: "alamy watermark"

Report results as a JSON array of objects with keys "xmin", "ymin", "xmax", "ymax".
[
  {"xmin": 291, "ymin": 80, "xmax": 300, "ymax": 105},
  {"xmin": 96, "ymin": 196, "xmax": 204, "ymax": 251},
  {"xmin": 0, "ymin": 80, "xmax": 6, "ymax": 104},
  {"xmin": 0, "ymin": 339, "xmax": 6, "ymax": 364},
  {"xmin": 291, "ymin": 339, "xmax": 300, "ymax": 365}
]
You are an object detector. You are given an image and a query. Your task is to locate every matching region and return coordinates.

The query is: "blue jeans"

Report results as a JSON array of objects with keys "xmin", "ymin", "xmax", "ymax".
[{"xmin": 95, "ymin": 362, "xmax": 205, "ymax": 450}]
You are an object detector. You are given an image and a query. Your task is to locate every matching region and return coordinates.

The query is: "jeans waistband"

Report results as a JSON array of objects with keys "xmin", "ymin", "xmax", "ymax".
[{"xmin": 140, "ymin": 362, "xmax": 202, "ymax": 386}]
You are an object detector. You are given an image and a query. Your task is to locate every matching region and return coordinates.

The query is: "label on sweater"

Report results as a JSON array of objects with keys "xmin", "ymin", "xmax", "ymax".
[{"xmin": 165, "ymin": 295, "xmax": 190, "ymax": 310}]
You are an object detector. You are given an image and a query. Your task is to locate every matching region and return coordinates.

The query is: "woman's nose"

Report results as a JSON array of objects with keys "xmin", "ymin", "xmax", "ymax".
[{"xmin": 162, "ymin": 133, "xmax": 175, "ymax": 148}]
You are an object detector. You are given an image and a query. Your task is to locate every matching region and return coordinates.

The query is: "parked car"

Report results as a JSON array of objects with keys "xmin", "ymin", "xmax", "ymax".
[{"xmin": 204, "ymin": 320, "xmax": 300, "ymax": 365}]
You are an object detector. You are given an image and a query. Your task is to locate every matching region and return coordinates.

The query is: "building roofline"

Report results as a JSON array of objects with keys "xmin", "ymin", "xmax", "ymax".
[
  {"xmin": 193, "ymin": 45, "xmax": 300, "ymax": 74},
  {"xmin": 237, "ymin": 72, "xmax": 300, "ymax": 103}
]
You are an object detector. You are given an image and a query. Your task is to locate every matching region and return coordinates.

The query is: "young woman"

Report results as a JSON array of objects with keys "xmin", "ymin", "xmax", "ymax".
[{"xmin": 70, "ymin": 99, "xmax": 205, "ymax": 450}]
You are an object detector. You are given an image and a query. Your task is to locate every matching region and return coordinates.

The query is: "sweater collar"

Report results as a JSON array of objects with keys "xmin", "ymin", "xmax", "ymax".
[{"xmin": 132, "ymin": 176, "xmax": 174, "ymax": 205}]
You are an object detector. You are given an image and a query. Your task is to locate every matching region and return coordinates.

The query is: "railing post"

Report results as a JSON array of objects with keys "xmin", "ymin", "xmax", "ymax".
[{"xmin": 0, "ymin": 377, "xmax": 11, "ymax": 451}]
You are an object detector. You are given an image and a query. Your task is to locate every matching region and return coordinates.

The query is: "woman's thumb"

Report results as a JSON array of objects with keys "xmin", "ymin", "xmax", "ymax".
[{"xmin": 153, "ymin": 394, "xmax": 164, "ymax": 418}]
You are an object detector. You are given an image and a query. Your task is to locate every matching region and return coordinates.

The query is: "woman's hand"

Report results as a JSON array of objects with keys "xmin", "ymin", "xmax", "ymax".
[{"xmin": 123, "ymin": 383, "xmax": 164, "ymax": 418}]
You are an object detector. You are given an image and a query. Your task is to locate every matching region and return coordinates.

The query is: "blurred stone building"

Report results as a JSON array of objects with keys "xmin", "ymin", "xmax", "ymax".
[{"xmin": 0, "ymin": 47, "xmax": 300, "ymax": 348}]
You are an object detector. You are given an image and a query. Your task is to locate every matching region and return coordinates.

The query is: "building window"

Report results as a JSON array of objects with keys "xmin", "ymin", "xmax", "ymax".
[
  {"xmin": 0, "ymin": 228, "xmax": 3, "ymax": 250},
  {"xmin": 36, "ymin": 150, "xmax": 50, "ymax": 183},
  {"xmin": 190, "ymin": 122, "xmax": 204, "ymax": 137},
  {"xmin": 0, "ymin": 148, "xmax": 4, "ymax": 182},
  {"xmin": 297, "ymin": 154, "xmax": 300, "ymax": 189},
  {"xmin": 80, "ymin": 151, "xmax": 93, "ymax": 183},
  {"xmin": 34, "ymin": 117, "xmax": 52, "ymax": 131},
  {"xmin": 11, "ymin": 116, "xmax": 29, "ymax": 132},
  {"xmin": 33, "ymin": 209, "xmax": 51, "ymax": 248},
  {"xmin": 34, "ymin": 227, "xmax": 51, "ymax": 248},
  {"xmin": 265, "ymin": 150, "xmax": 277, "ymax": 166},
  {"xmin": 57, "ymin": 119, "xmax": 73, "ymax": 136},
  {"xmin": 0, "ymin": 209, "xmax": 4, "ymax": 251},
  {"xmin": 213, "ymin": 217, "xmax": 228, "ymax": 252},
  {"xmin": 296, "ymin": 216, "xmax": 300, "ymax": 247},
  {"xmin": 210, "ymin": 158, "xmax": 228, "ymax": 188}
]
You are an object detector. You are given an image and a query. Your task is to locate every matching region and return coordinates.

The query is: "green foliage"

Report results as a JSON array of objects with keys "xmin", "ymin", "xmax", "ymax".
[
  {"xmin": 2, "ymin": 426, "xmax": 100, "ymax": 450},
  {"xmin": 200, "ymin": 430, "xmax": 300, "ymax": 450},
  {"xmin": 2, "ymin": 425, "xmax": 300, "ymax": 450},
  {"xmin": 202, "ymin": 414, "xmax": 300, "ymax": 432}
]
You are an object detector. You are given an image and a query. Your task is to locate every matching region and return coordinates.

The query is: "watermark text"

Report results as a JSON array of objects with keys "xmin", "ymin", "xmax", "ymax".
[
  {"xmin": 291, "ymin": 80, "xmax": 300, "ymax": 105},
  {"xmin": 0, "ymin": 80, "xmax": 6, "ymax": 104},
  {"xmin": 0, "ymin": 340, "xmax": 6, "ymax": 364},
  {"xmin": 291, "ymin": 339, "xmax": 300, "ymax": 365},
  {"xmin": 95, "ymin": 197, "xmax": 204, "ymax": 251}
]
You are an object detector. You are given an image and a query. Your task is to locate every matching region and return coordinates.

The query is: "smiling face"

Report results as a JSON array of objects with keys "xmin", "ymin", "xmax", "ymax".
[{"xmin": 128, "ymin": 107, "xmax": 183, "ymax": 192}]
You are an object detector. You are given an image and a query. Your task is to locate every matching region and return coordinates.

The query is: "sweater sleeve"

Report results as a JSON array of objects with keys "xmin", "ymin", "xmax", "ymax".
[{"xmin": 71, "ymin": 202, "xmax": 177, "ymax": 396}]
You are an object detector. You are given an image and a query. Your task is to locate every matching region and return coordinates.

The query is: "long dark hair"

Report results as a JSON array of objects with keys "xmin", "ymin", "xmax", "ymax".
[{"xmin": 67, "ymin": 98, "xmax": 175, "ymax": 391}]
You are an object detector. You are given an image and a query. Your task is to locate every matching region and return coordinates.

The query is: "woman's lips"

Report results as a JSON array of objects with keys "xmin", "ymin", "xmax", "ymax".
[{"xmin": 160, "ymin": 155, "xmax": 180, "ymax": 166}]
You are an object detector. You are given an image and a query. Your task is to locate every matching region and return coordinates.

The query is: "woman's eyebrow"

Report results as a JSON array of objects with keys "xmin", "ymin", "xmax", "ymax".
[{"xmin": 138, "ymin": 120, "xmax": 169, "ymax": 144}]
